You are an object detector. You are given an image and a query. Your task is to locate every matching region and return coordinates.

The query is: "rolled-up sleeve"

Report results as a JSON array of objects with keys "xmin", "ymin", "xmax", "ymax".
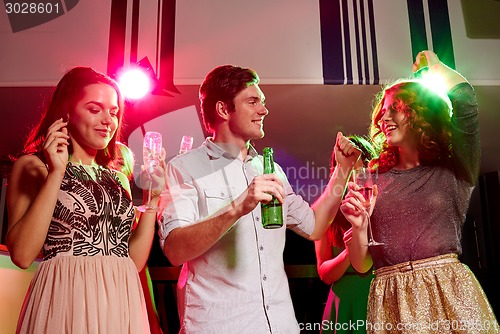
[{"xmin": 158, "ymin": 160, "xmax": 199, "ymax": 250}]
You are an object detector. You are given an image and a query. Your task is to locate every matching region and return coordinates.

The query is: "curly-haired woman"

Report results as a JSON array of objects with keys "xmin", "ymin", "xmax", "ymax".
[{"xmin": 341, "ymin": 51, "xmax": 498, "ymax": 333}]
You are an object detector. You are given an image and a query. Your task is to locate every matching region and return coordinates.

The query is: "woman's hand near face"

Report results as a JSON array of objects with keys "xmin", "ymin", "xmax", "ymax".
[
  {"xmin": 6, "ymin": 119, "xmax": 70, "ymax": 268},
  {"xmin": 43, "ymin": 118, "xmax": 70, "ymax": 174}
]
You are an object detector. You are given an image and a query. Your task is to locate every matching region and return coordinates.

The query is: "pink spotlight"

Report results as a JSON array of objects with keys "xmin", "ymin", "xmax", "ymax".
[{"xmin": 118, "ymin": 68, "xmax": 151, "ymax": 100}]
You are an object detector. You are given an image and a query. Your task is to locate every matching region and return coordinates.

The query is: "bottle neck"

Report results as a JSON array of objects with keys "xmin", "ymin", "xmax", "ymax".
[{"xmin": 263, "ymin": 155, "xmax": 275, "ymax": 174}]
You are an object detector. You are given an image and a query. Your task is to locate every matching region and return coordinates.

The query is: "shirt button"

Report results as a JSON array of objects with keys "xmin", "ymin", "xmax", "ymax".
[
  {"xmin": 266, "ymin": 305, "xmax": 270, "ymax": 310},
  {"xmin": 263, "ymin": 275, "xmax": 267, "ymax": 281},
  {"xmin": 259, "ymin": 245, "xmax": 264, "ymax": 251},
  {"xmin": 256, "ymin": 216, "xmax": 260, "ymax": 221}
]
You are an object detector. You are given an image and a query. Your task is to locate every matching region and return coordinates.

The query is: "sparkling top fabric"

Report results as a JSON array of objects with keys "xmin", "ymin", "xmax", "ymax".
[{"xmin": 369, "ymin": 83, "xmax": 480, "ymax": 269}]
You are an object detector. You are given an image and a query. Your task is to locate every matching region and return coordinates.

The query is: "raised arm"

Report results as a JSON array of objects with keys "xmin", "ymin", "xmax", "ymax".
[
  {"xmin": 6, "ymin": 119, "xmax": 69, "ymax": 269},
  {"xmin": 415, "ymin": 50, "xmax": 479, "ymax": 184},
  {"xmin": 308, "ymin": 132, "xmax": 361, "ymax": 240}
]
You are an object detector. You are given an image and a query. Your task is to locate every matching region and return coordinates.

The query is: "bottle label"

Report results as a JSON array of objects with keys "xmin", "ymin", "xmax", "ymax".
[{"xmin": 262, "ymin": 200, "xmax": 283, "ymax": 229}]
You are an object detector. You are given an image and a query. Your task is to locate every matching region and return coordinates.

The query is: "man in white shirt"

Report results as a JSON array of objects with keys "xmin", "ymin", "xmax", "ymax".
[{"xmin": 159, "ymin": 64, "xmax": 360, "ymax": 333}]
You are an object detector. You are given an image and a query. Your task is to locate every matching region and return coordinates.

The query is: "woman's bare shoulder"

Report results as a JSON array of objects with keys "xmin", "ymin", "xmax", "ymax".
[{"xmin": 11, "ymin": 154, "xmax": 47, "ymax": 178}]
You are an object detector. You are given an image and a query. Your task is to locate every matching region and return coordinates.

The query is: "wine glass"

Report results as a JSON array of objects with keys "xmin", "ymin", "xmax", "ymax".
[
  {"xmin": 352, "ymin": 167, "xmax": 384, "ymax": 246},
  {"xmin": 137, "ymin": 131, "xmax": 162, "ymax": 212},
  {"xmin": 178, "ymin": 135, "xmax": 193, "ymax": 155}
]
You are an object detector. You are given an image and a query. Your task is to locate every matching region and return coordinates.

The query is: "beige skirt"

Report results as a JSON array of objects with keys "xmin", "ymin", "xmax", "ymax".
[
  {"xmin": 367, "ymin": 254, "xmax": 499, "ymax": 333},
  {"xmin": 16, "ymin": 255, "xmax": 150, "ymax": 334}
]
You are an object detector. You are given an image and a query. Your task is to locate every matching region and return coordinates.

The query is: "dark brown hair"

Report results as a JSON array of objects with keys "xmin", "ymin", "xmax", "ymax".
[
  {"xmin": 199, "ymin": 65, "xmax": 259, "ymax": 134},
  {"xmin": 22, "ymin": 67, "xmax": 124, "ymax": 166}
]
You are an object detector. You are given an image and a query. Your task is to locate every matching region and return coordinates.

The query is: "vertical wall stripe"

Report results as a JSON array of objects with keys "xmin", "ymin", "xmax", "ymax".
[
  {"xmin": 422, "ymin": 0, "xmax": 434, "ymax": 51},
  {"xmin": 359, "ymin": 0, "xmax": 370, "ymax": 84},
  {"xmin": 406, "ymin": 0, "xmax": 428, "ymax": 62},
  {"xmin": 352, "ymin": 1, "xmax": 363, "ymax": 83},
  {"xmin": 319, "ymin": 0, "xmax": 345, "ymax": 84},
  {"xmin": 107, "ymin": 0, "xmax": 128, "ymax": 78},
  {"xmin": 428, "ymin": 0, "xmax": 455, "ymax": 69},
  {"xmin": 367, "ymin": 0, "xmax": 379, "ymax": 84},
  {"xmin": 130, "ymin": 0, "xmax": 140, "ymax": 64},
  {"xmin": 158, "ymin": 0, "xmax": 178, "ymax": 93},
  {"xmin": 341, "ymin": 0, "xmax": 353, "ymax": 84},
  {"xmin": 123, "ymin": 0, "xmax": 134, "ymax": 69},
  {"xmin": 106, "ymin": 0, "xmax": 178, "ymax": 94},
  {"xmin": 155, "ymin": 0, "xmax": 162, "ymax": 71},
  {"xmin": 320, "ymin": 0, "xmax": 379, "ymax": 85},
  {"xmin": 407, "ymin": 0, "xmax": 455, "ymax": 69}
]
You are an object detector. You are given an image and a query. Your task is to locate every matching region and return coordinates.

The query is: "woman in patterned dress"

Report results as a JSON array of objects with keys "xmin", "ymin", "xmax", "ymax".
[{"xmin": 6, "ymin": 67, "xmax": 164, "ymax": 334}]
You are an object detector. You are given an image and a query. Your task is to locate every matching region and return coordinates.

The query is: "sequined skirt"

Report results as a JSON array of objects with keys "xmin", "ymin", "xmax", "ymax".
[{"xmin": 367, "ymin": 254, "xmax": 499, "ymax": 333}]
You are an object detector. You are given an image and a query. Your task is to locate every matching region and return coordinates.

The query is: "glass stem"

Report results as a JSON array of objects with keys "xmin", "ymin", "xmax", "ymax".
[{"xmin": 146, "ymin": 175, "xmax": 152, "ymax": 207}]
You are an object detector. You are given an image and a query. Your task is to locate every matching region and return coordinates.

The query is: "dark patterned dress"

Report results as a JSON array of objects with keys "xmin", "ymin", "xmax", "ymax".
[{"xmin": 16, "ymin": 162, "xmax": 150, "ymax": 334}]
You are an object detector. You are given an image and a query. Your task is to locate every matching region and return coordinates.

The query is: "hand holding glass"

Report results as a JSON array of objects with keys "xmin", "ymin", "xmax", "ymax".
[
  {"xmin": 352, "ymin": 168, "xmax": 384, "ymax": 246},
  {"xmin": 137, "ymin": 131, "xmax": 162, "ymax": 212}
]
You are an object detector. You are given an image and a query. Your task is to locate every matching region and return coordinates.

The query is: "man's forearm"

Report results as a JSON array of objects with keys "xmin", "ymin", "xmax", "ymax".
[
  {"xmin": 163, "ymin": 200, "xmax": 243, "ymax": 266},
  {"xmin": 309, "ymin": 164, "xmax": 353, "ymax": 240}
]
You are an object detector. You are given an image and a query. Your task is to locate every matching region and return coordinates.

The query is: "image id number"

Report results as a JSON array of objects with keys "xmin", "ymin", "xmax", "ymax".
[{"xmin": 5, "ymin": 2, "xmax": 61, "ymax": 14}]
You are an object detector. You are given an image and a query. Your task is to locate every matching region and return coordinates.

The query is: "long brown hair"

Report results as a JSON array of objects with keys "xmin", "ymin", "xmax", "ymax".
[
  {"xmin": 327, "ymin": 213, "xmax": 352, "ymax": 248},
  {"xmin": 22, "ymin": 67, "xmax": 124, "ymax": 166},
  {"xmin": 369, "ymin": 80, "xmax": 452, "ymax": 172}
]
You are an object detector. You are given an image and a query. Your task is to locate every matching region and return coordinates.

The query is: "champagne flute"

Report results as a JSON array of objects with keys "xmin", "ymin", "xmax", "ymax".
[
  {"xmin": 352, "ymin": 167, "xmax": 384, "ymax": 246},
  {"xmin": 137, "ymin": 131, "xmax": 162, "ymax": 212},
  {"xmin": 178, "ymin": 135, "xmax": 193, "ymax": 155}
]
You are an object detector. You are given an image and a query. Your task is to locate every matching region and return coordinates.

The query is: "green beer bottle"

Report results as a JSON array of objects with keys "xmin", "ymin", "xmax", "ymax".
[{"xmin": 261, "ymin": 147, "xmax": 283, "ymax": 229}]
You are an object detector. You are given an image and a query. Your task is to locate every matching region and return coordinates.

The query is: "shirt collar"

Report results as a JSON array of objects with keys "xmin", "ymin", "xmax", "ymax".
[{"xmin": 203, "ymin": 138, "xmax": 258, "ymax": 160}]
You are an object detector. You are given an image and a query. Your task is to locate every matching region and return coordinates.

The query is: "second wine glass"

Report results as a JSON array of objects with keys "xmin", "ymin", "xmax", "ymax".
[
  {"xmin": 352, "ymin": 167, "xmax": 384, "ymax": 246},
  {"xmin": 178, "ymin": 135, "xmax": 193, "ymax": 155},
  {"xmin": 137, "ymin": 131, "xmax": 162, "ymax": 212}
]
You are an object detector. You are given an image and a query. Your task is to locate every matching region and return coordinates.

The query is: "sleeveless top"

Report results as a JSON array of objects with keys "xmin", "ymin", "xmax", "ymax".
[{"xmin": 43, "ymin": 162, "xmax": 135, "ymax": 260}]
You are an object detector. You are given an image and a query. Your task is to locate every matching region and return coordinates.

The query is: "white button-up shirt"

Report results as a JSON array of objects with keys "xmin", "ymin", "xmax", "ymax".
[{"xmin": 159, "ymin": 139, "xmax": 315, "ymax": 333}]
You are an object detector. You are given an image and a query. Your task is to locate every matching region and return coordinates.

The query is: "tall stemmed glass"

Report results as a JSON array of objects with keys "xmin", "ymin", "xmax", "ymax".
[
  {"xmin": 178, "ymin": 135, "xmax": 193, "ymax": 155},
  {"xmin": 352, "ymin": 167, "xmax": 384, "ymax": 246},
  {"xmin": 137, "ymin": 131, "xmax": 162, "ymax": 212}
]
